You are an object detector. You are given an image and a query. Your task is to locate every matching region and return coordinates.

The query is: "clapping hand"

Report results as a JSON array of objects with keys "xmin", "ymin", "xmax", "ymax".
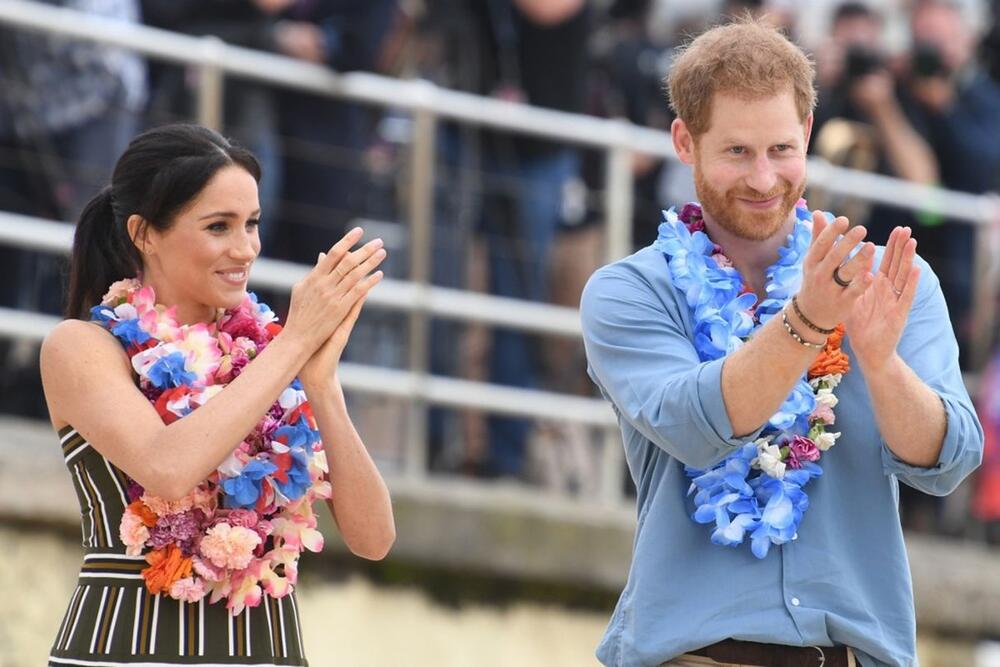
[
  {"xmin": 844, "ymin": 226, "xmax": 920, "ymax": 372},
  {"xmin": 297, "ymin": 230, "xmax": 386, "ymax": 389},
  {"xmin": 794, "ymin": 212, "xmax": 876, "ymax": 332}
]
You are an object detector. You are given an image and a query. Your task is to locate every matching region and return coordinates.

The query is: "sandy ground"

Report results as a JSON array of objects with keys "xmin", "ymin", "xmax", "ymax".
[
  {"xmin": 0, "ymin": 526, "xmax": 607, "ymax": 667},
  {"xmin": 3, "ymin": 526, "xmax": 987, "ymax": 667}
]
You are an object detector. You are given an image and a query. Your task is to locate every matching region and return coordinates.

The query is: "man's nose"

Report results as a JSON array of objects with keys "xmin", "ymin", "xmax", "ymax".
[{"xmin": 745, "ymin": 155, "xmax": 778, "ymax": 195}]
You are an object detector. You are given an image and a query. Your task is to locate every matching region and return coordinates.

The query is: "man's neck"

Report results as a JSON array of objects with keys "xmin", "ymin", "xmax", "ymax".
[{"xmin": 701, "ymin": 211, "xmax": 797, "ymax": 300}]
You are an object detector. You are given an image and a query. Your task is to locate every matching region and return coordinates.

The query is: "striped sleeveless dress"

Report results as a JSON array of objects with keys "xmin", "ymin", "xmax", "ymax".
[{"xmin": 49, "ymin": 426, "xmax": 310, "ymax": 666}]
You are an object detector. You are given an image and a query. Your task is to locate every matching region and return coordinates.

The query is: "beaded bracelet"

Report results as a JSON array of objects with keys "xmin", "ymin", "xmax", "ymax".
[
  {"xmin": 791, "ymin": 295, "xmax": 836, "ymax": 335},
  {"xmin": 781, "ymin": 307, "xmax": 826, "ymax": 350}
]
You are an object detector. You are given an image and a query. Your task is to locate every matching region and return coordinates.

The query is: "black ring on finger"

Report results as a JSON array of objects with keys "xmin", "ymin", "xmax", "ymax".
[{"xmin": 833, "ymin": 265, "xmax": 851, "ymax": 288}]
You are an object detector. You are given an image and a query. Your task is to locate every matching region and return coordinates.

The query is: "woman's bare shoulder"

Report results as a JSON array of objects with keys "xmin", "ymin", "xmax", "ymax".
[
  {"xmin": 42, "ymin": 319, "xmax": 128, "ymax": 364},
  {"xmin": 40, "ymin": 320, "xmax": 133, "ymax": 424}
]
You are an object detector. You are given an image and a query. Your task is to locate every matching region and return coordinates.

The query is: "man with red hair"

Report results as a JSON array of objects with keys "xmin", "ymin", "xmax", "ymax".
[{"xmin": 581, "ymin": 18, "xmax": 982, "ymax": 667}]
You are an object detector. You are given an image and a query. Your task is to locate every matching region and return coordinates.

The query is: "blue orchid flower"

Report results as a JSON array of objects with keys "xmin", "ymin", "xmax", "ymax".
[
  {"xmin": 249, "ymin": 292, "xmax": 276, "ymax": 321},
  {"xmin": 146, "ymin": 351, "xmax": 197, "ymax": 389},
  {"xmin": 111, "ymin": 318, "xmax": 152, "ymax": 348},
  {"xmin": 222, "ymin": 458, "xmax": 278, "ymax": 508},
  {"xmin": 273, "ymin": 447, "xmax": 313, "ymax": 502},
  {"xmin": 767, "ymin": 379, "xmax": 816, "ymax": 431},
  {"xmin": 274, "ymin": 417, "xmax": 320, "ymax": 450},
  {"xmin": 90, "ymin": 305, "xmax": 118, "ymax": 327}
]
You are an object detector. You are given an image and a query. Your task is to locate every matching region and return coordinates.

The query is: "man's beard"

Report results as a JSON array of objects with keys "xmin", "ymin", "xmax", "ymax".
[{"xmin": 694, "ymin": 166, "xmax": 805, "ymax": 242}]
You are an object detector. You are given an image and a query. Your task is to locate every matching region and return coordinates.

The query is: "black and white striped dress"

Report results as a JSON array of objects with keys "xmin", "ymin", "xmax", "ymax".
[{"xmin": 50, "ymin": 426, "xmax": 310, "ymax": 666}]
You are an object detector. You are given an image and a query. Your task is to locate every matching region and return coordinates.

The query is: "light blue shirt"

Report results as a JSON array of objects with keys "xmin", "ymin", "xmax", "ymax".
[{"xmin": 580, "ymin": 243, "xmax": 983, "ymax": 667}]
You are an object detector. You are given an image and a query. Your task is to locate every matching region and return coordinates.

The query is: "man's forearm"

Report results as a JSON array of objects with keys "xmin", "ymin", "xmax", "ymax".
[
  {"xmin": 722, "ymin": 310, "xmax": 823, "ymax": 436},
  {"xmin": 862, "ymin": 353, "xmax": 946, "ymax": 467}
]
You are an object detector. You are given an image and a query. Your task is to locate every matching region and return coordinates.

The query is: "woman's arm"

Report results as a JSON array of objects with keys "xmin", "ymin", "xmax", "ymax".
[
  {"xmin": 305, "ymin": 378, "xmax": 395, "ymax": 560},
  {"xmin": 41, "ymin": 318, "xmax": 312, "ymax": 500},
  {"xmin": 41, "ymin": 230, "xmax": 379, "ymax": 500}
]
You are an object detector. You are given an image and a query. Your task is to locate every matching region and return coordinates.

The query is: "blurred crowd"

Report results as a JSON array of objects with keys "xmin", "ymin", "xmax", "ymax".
[{"xmin": 2, "ymin": 0, "xmax": 1000, "ymax": 541}]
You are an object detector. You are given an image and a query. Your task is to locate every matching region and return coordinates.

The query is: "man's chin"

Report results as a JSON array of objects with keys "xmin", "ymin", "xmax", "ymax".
[{"xmin": 714, "ymin": 206, "xmax": 791, "ymax": 242}]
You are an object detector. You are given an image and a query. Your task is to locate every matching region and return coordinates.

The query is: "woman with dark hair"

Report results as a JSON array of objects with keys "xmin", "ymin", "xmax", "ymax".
[{"xmin": 41, "ymin": 123, "xmax": 395, "ymax": 665}]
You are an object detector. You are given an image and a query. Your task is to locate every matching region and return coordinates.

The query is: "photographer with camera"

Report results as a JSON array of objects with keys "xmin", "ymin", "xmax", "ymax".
[
  {"xmin": 813, "ymin": 2, "xmax": 938, "ymax": 186},
  {"xmin": 890, "ymin": 0, "xmax": 1000, "ymax": 367},
  {"xmin": 900, "ymin": 0, "xmax": 1000, "ymax": 200},
  {"xmin": 814, "ymin": 0, "xmax": 1000, "ymax": 370}
]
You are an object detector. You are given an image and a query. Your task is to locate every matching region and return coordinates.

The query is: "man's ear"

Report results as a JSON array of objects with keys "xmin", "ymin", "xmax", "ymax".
[
  {"xmin": 803, "ymin": 111, "xmax": 814, "ymax": 153},
  {"xmin": 126, "ymin": 214, "xmax": 153, "ymax": 255},
  {"xmin": 671, "ymin": 118, "xmax": 697, "ymax": 166}
]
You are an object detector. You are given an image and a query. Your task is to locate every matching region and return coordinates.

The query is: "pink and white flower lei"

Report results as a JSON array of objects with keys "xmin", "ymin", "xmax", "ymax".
[{"xmin": 92, "ymin": 278, "xmax": 332, "ymax": 615}]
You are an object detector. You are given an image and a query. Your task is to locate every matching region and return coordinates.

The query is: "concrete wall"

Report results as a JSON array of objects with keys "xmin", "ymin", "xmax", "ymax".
[{"xmin": 2, "ymin": 415, "xmax": 998, "ymax": 664}]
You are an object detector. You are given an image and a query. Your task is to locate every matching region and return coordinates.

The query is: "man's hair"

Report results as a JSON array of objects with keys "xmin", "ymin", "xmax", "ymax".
[{"xmin": 666, "ymin": 18, "xmax": 816, "ymax": 137}]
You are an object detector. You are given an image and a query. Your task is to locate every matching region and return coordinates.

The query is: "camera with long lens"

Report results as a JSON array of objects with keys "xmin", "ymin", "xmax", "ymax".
[
  {"xmin": 844, "ymin": 44, "xmax": 885, "ymax": 82},
  {"xmin": 910, "ymin": 42, "xmax": 950, "ymax": 78}
]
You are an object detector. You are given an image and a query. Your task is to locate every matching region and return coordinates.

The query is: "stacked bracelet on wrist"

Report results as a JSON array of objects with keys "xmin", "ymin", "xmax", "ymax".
[
  {"xmin": 781, "ymin": 307, "xmax": 826, "ymax": 350},
  {"xmin": 791, "ymin": 295, "xmax": 836, "ymax": 335}
]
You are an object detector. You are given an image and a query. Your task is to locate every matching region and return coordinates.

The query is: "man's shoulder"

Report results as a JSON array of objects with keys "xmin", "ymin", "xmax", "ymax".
[
  {"xmin": 590, "ymin": 244, "xmax": 669, "ymax": 281},
  {"xmin": 583, "ymin": 245, "xmax": 674, "ymax": 299},
  {"xmin": 580, "ymin": 245, "xmax": 684, "ymax": 323}
]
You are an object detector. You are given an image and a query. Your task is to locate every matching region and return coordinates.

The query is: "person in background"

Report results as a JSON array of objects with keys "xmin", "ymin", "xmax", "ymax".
[
  {"xmin": 272, "ymin": 0, "xmax": 398, "ymax": 266},
  {"xmin": 886, "ymin": 0, "xmax": 1000, "ymax": 363},
  {"xmin": 141, "ymin": 0, "xmax": 289, "ymax": 241},
  {"xmin": 980, "ymin": 0, "xmax": 1000, "ymax": 84},
  {"xmin": 811, "ymin": 2, "xmax": 939, "ymax": 187},
  {"xmin": 472, "ymin": 0, "xmax": 590, "ymax": 480},
  {"xmin": 0, "ymin": 0, "xmax": 147, "ymax": 417}
]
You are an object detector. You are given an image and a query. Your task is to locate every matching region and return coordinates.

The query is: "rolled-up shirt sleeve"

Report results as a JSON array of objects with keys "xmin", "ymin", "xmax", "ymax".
[
  {"xmin": 880, "ymin": 257, "xmax": 984, "ymax": 495},
  {"xmin": 580, "ymin": 262, "xmax": 764, "ymax": 470}
]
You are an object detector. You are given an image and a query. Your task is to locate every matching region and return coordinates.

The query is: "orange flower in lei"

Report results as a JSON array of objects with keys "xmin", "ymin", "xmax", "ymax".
[
  {"xmin": 127, "ymin": 499, "xmax": 158, "ymax": 528},
  {"xmin": 143, "ymin": 544, "xmax": 193, "ymax": 595},
  {"xmin": 809, "ymin": 324, "xmax": 850, "ymax": 379}
]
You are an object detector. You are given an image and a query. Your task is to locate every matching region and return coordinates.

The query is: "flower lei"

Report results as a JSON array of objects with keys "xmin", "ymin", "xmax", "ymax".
[
  {"xmin": 654, "ymin": 202, "xmax": 850, "ymax": 558},
  {"xmin": 91, "ymin": 279, "xmax": 332, "ymax": 614}
]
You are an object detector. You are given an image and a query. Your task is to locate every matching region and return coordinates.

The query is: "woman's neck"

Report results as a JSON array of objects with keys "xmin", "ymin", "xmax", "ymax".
[{"xmin": 140, "ymin": 277, "xmax": 216, "ymax": 326}]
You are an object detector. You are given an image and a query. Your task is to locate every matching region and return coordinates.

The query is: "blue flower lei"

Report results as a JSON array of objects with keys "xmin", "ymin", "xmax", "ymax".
[{"xmin": 654, "ymin": 202, "xmax": 844, "ymax": 558}]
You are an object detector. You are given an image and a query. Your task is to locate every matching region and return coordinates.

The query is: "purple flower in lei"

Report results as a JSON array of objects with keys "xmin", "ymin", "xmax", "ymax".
[
  {"xmin": 786, "ymin": 435, "xmax": 822, "ymax": 469},
  {"xmin": 148, "ymin": 509, "xmax": 206, "ymax": 554},
  {"xmin": 657, "ymin": 201, "xmax": 827, "ymax": 558}
]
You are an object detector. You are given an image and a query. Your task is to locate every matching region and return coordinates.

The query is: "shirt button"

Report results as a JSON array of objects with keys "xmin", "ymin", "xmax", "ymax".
[{"xmin": 791, "ymin": 597, "xmax": 801, "ymax": 606}]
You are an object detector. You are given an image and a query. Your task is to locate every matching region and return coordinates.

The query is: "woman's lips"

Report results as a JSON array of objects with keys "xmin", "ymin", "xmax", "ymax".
[{"xmin": 216, "ymin": 269, "xmax": 248, "ymax": 285}]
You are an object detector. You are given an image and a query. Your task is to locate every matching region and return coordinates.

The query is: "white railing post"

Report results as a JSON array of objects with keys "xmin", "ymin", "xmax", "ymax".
[
  {"xmin": 600, "ymin": 128, "xmax": 634, "ymax": 506},
  {"xmin": 196, "ymin": 36, "xmax": 225, "ymax": 131},
  {"xmin": 404, "ymin": 85, "xmax": 438, "ymax": 480},
  {"xmin": 605, "ymin": 132, "xmax": 635, "ymax": 262}
]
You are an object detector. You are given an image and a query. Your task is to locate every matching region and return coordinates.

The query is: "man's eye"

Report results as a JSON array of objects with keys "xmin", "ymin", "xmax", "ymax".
[
  {"xmin": 729, "ymin": 146, "xmax": 745, "ymax": 155},
  {"xmin": 774, "ymin": 144, "xmax": 792, "ymax": 152}
]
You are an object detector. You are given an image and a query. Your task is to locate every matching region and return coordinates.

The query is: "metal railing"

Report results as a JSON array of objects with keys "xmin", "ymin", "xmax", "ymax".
[{"xmin": 1, "ymin": 0, "xmax": 999, "ymax": 518}]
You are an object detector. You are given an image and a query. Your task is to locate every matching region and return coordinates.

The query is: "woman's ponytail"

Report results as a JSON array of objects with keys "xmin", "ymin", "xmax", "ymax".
[{"xmin": 65, "ymin": 186, "xmax": 139, "ymax": 319}]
